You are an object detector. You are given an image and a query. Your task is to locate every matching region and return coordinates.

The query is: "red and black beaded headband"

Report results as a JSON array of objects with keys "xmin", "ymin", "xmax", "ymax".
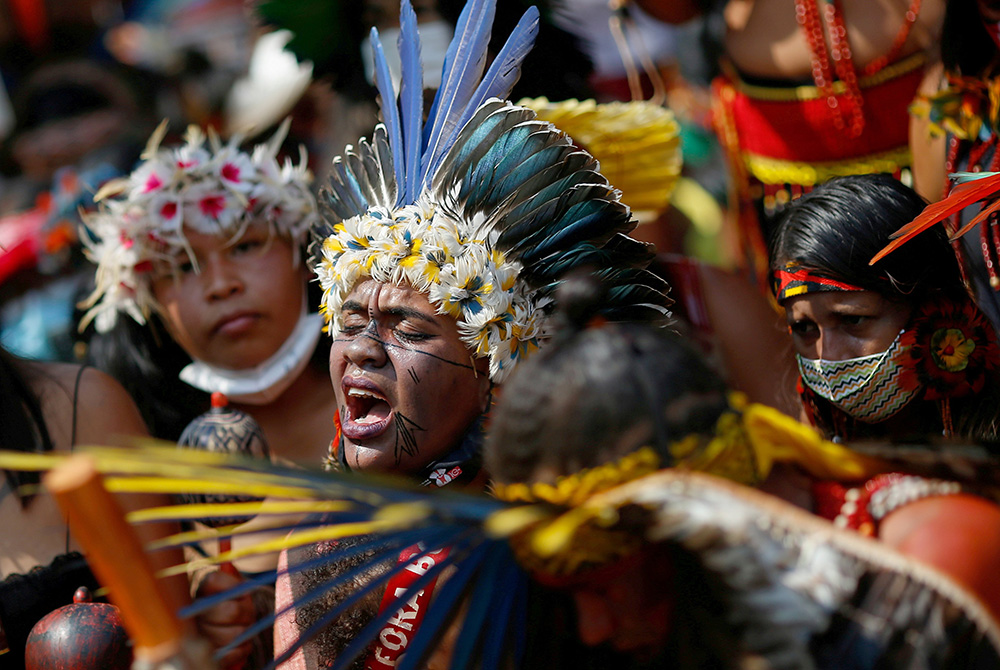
[{"xmin": 773, "ymin": 264, "xmax": 864, "ymax": 303}]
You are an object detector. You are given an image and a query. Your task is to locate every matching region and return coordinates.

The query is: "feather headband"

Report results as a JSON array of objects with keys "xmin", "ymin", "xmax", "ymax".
[
  {"xmin": 311, "ymin": 0, "xmax": 672, "ymax": 382},
  {"xmin": 79, "ymin": 119, "xmax": 319, "ymax": 334}
]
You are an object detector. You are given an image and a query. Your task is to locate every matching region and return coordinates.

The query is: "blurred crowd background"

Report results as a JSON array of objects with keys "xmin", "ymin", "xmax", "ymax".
[{"xmin": 0, "ymin": 0, "xmax": 728, "ymax": 364}]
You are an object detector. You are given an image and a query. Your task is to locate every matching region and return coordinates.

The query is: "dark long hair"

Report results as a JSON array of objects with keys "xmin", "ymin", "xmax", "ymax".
[
  {"xmin": 83, "ymin": 312, "xmax": 208, "ymax": 442},
  {"xmin": 0, "ymin": 347, "xmax": 54, "ymax": 507},
  {"xmin": 769, "ymin": 174, "xmax": 962, "ymax": 301},
  {"xmin": 486, "ymin": 274, "xmax": 729, "ymax": 483}
]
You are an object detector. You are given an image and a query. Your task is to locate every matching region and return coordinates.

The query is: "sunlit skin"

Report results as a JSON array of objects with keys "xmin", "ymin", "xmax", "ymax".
[
  {"xmin": 330, "ymin": 279, "xmax": 492, "ymax": 473},
  {"xmin": 784, "ymin": 290, "xmax": 913, "ymax": 361},
  {"xmin": 150, "ymin": 225, "xmax": 310, "ymax": 370}
]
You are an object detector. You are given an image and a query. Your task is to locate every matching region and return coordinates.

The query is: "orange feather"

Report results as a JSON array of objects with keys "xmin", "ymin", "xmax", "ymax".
[{"xmin": 870, "ymin": 172, "xmax": 1000, "ymax": 265}]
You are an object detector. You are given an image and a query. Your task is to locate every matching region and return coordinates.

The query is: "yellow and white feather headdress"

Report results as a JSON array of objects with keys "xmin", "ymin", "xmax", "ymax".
[{"xmin": 311, "ymin": 0, "xmax": 672, "ymax": 382}]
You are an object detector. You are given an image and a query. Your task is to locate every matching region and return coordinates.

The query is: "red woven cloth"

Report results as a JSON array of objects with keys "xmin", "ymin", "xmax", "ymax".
[{"xmin": 716, "ymin": 58, "xmax": 923, "ymax": 166}]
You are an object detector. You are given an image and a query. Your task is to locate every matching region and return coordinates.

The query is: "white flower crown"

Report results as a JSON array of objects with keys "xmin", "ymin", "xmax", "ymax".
[
  {"xmin": 80, "ymin": 119, "xmax": 319, "ymax": 333},
  {"xmin": 316, "ymin": 196, "xmax": 550, "ymax": 382}
]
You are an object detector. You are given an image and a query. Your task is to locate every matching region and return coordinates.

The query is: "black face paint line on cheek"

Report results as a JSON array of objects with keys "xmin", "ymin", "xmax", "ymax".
[
  {"xmin": 393, "ymin": 412, "xmax": 426, "ymax": 465},
  {"xmin": 382, "ymin": 340, "xmax": 476, "ymax": 371},
  {"xmin": 407, "ymin": 367, "xmax": 420, "ymax": 384}
]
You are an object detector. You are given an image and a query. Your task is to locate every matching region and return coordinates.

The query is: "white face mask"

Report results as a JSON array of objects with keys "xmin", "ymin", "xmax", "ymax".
[
  {"xmin": 179, "ymin": 309, "xmax": 323, "ymax": 405},
  {"xmin": 360, "ymin": 19, "xmax": 454, "ymax": 93},
  {"xmin": 797, "ymin": 329, "xmax": 922, "ymax": 423}
]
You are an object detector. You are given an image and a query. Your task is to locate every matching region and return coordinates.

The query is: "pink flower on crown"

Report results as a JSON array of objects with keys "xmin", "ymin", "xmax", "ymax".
[
  {"xmin": 131, "ymin": 161, "xmax": 173, "ymax": 197},
  {"xmin": 216, "ymin": 151, "xmax": 255, "ymax": 193},
  {"xmin": 200, "ymin": 194, "xmax": 227, "ymax": 219},
  {"xmin": 183, "ymin": 183, "xmax": 241, "ymax": 232},
  {"xmin": 149, "ymin": 193, "xmax": 183, "ymax": 235},
  {"xmin": 173, "ymin": 144, "xmax": 210, "ymax": 172}
]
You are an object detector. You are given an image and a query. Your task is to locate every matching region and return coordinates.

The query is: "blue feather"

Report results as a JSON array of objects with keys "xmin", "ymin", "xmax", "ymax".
[
  {"xmin": 447, "ymin": 540, "xmax": 510, "ymax": 668},
  {"xmin": 445, "ymin": 6, "xmax": 540, "ymax": 150},
  {"xmin": 329, "ymin": 534, "xmax": 485, "ymax": 670},
  {"xmin": 398, "ymin": 0, "xmax": 423, "ymax": 204},
  {"xmin": 267, "ymin": 526, "xmax": 468, "ymax": 670},
  {"xmin": 434, "ymin": 101, "xmax": 513, "ymax": 182},
  {"xmin": 212, "ymin": 528, "xmax": 435, "ymax": 660},
  {"xmin": 518, "ymin": 203, "xmax": 624, "ymax": 265},
  {"xmin": 370, "ymin": 27, "xmax": 405, "ymax": 207},
  {"xmin": 421, "ymin": 0, "xmax": 496, "ymax": 189},
  {"xmin": 395, "ymin": 542, "xmax": 493, "ymax": 670},
  {"xmin": 477, "ymin": 546, "xmax": 526, "ymax": 670},
  {"xmin": 465, "ymin": 127, "xmax": 564, "ymax": 211},
  {"xmin": 499, "ymin": 182, "xmax": 620, "ymax": 257}
]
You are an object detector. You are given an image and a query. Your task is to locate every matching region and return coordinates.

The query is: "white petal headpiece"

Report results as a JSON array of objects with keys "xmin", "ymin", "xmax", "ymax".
[{"xmin": 80, "ymin": 119, "xmax": 319, "ymax": 332}]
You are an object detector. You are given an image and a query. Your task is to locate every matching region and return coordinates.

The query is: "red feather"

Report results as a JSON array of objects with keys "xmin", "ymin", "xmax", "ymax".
[
  {"xmin": 949, "ymin": 197, "xmax": 1000, "ymax": 241},
  {"xmin": 870, "ymin": 172, "xmax": 1000, "ymax": 265}
]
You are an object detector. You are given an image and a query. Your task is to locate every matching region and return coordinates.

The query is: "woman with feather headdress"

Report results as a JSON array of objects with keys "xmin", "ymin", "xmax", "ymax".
[{"xmin": 268, "ymin": 0, "xmax": 673, "ymax": 662}]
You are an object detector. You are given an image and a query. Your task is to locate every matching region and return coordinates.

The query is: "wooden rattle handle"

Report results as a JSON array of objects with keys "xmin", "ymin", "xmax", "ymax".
[{"xmin": 44, "ymin": 454, "xmax": 185, "ymax": 664}]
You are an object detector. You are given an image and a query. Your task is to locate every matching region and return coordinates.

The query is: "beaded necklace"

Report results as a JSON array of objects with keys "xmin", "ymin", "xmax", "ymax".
[{"xmin": 795, "ymin": 0, "xmax": 921, "ymax": 138}]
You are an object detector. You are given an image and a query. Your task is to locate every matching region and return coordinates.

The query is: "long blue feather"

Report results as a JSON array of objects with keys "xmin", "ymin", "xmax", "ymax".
[
  {"xmin": 266, "ymin": 526, "xmax": 468, "ymax": 670},
  {"xmin": 421, "ymin": 0, "xmax": 495, "ymax": 189},
  {"xmin": 329, "ymin": 533, "xmax": 485, "ymax": 670},
  {"xmin": 444, "ymin": 6, "xmax": 540, "ymax": 152},
  {"xmin": 447, "ymin": 540, "xmax": 509, "ymax": 669},
  {"xmin": 395, "ymin": 542, "xmax": 493, "ymax": 670},
  {"xmin": 398, "ymin": 0, "xmax": 423, "ymax": 204},
  {"xmin": 370, "ymin": 27, "xmax": 405, "ymax": 206},
  {"xmin": 479, "ymin": 547, "xmax": 525, "ymax": 670}
]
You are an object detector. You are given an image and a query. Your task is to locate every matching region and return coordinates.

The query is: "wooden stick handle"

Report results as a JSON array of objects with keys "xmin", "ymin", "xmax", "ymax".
[{"xmin": 44, "ymin": 454, "xmax": 185, "ymax": 662}]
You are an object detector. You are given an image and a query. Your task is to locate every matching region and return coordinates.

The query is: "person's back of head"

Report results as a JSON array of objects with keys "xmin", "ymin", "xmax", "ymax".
[{"xmin": 487, "ymin": 273, "xmax": 729, "ymax": 484}]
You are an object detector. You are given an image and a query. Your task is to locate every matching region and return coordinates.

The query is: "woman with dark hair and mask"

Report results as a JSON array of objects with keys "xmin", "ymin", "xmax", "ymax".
[{"xmin": 770, "ymin": 172, "xmax": 1000, "ymax": 444}]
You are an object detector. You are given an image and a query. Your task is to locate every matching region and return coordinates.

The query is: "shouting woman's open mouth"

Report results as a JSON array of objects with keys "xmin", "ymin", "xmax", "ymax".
[{"xmin": 341, "ymin": 377, "xmax": 393, "ymax": 440}]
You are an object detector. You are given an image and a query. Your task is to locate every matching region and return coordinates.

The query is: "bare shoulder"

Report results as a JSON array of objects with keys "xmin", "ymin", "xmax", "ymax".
[
  {"xmin": 24, "ymin": 361, "xmax": 149, "ymax": 449},
  {"xmin": 880, "ymin": 493, "xmax": 1000, "ymax": 620}
]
